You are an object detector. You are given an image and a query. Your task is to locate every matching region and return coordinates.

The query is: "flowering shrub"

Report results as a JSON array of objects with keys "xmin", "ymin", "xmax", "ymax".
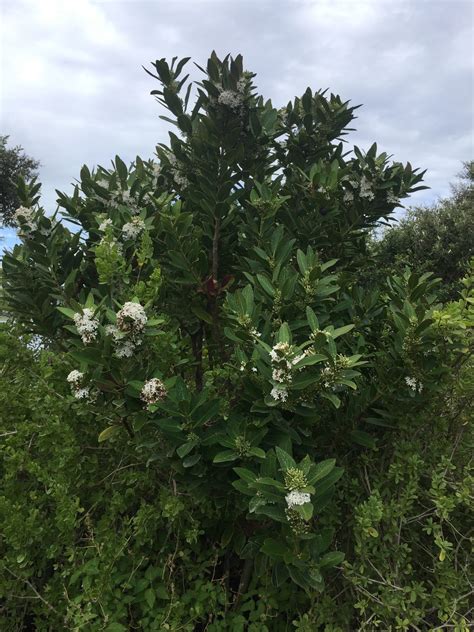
[{"xmin": 2, "ymin": 53, "xmax": 471, "ymax": 627}]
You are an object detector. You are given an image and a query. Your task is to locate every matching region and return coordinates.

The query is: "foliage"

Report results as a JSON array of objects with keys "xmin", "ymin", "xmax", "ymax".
[
  {"xmin": 372, "ymin": 161, "xmax": 474, "ymax": 301},
  {"xmin": 0, "ymin": 135, "xmax": 40, "ymax": 226},
  {"xmin": 1, "ymin": 53, "xmax": 472, "ymax": 629}
]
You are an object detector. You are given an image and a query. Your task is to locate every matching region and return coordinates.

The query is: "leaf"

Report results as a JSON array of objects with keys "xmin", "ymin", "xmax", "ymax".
[
  {"xmin": 144, "ymin": 588, "xmax": 155, "ymax": 609},
  {"xmin": 307, "ymin": 459, "xmax": 336, "ymax": 485},
  {"xmin": 180, "ymin": 453, "xmax": 199, "ymax": 468},
  {"xmin": 275, "ymin": 446, "xmax": 296, "ymax": 470},
  {"xmin": 256, "ymin": 274, "xmax": 276, "ymax": 297},
  {"xmin": 98, "ymin": 426, "xmax": 121, "ymax": 443},
  {"xmin": 350, "ymin": 430, "xmax": 377, "ymax": 449},
  {"xmin": 213, "ymin": 450, "xmax": 238, "ymax": 463},
  {"xmin": 319, "ymin": 551, "xmax": 345, "ymax": 568},
  {"xmin": 176, "ymin": 442, "xmax": 196, "ymax": 458},
  {"xmin": 234, "ymin": 467, "xmax": 257, "ymax": 483},
  {"xmin": 57, "ymin": 307, "xmax": 76, "ymax": 319},
  {"xmin": 306, "ymin": 306, "xmax": 319, "ymax": 332},
  {"xmin": 332, "ymin": 324, "xmax": 354, "ymax": 339},
  {"xmin": 254, "ymin": 504, "xmax": 287, "ymax": 523},
  {"xmin": 190, "ymin": 305, "xmax": 213, "ymax": 325},
  {"xmin": 261, "ymin": 538, "xmax": 288, "ymax": 559},
  {"xmin": 248, "ymin": 447, "xmax": 266, "ymax": 459},
  {"xmin": 288, "ymin": 566, "xmax": 310, "ymax": 591},
  {"xmin": 321, "ymin": 392, "xmax": 341, "ymax": 409}
]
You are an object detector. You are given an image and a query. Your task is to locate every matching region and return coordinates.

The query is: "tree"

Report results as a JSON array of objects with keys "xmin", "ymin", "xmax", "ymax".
[
  {"xmin": 0, "ymin": 135, "xmax": 40, "ymax": 226},
  {"xmin": 372, "ymin": 161, "xmax": 474, "ymax": 300},
  {"xmin": 2, "ymin": 53, "xmax": 469, "ymax": 628}
]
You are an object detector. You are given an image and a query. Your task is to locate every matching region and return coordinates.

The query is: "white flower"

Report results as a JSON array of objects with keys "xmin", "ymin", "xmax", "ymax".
[
  {"xmin": 67, "ymin": 370, "xmax": 84, "ymax": 385},
  {"xmin": 115, "ymin": 340, "xmax": 137, "ymax": 358},
  {"xmin": 236, "ymin": 77, "xmax": 247, "ymax": 94},
  {"xmin": 343, "ymin": 189, "xmax": 354, "ymax": 203},
  {"xmin": 387, "ymin": 191, "xmax": 400, "ymax": 204},
  {"xmin": 218, "ymin": 90, "xmax": 243, "ymax": 110},
  {"xmin": 405, "ymin": 376, "xmax": 423, "ymax": 392},
  {"xmin": 285, "ymin": 490, "xmax": 311, "ymax": 508},
  {"xmin": 359, "ymin": 175, "xmax": 375, "ymax": 201},
  {"xmin": 98, "ymin": 218, "xmax": 113, "ymax": 232},
  {"xmin": 173, "ymin": 172, "xmax": 189, "ymax": 189},
  {"xmin": 74, "ymin": 387, "xmax": 91, "ymax": 400},
  {"xmin": 97, "ymin": 178, "xmax": 109, "ymax": 188},
  {"xmin": 116, "ymin": 302, "xmax": 147, "ymax": 334},
  {"xmin": 14, "ymin": 206, "xmax": 37, "ymax": 230},
  {"xmin": 140, "ymin": 378, "xmax": 167, "ymax": 405},
  {"xmin": 251, "ymin": 367, "xmax": 258, "ymax": 373},
  {"xmin": 73, "ymin": 308, "xmax": 99, "ymax": 344},
  {"xmin": 122, "ymin": 218, "xmax": 145, "ymax": 241},
  {"xmin": 271, "ymin": 385, "xmax": 288, "ymax": 402}
]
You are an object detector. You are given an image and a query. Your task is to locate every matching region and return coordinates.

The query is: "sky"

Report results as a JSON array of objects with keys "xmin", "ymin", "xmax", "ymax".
[{"xmin": 1, "ymin": 0, "xmax": 473, "ymax": 252}]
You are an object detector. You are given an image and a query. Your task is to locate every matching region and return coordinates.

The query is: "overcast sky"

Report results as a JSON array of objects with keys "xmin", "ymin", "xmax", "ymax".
[{"xmin": 1, "ymin": 0, "xmax": 473, "ymax": 251}]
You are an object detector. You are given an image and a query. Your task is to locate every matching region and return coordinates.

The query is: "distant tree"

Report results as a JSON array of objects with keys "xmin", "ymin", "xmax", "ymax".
[
  {"xmin": 0, "ymin": 135, "xmax": 40, "ymax": 226},
  {"xmin": 373, "ymin": 161, "xmax": 474, "ymax": 301}
]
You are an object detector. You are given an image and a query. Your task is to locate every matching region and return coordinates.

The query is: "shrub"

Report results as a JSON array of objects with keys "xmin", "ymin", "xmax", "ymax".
[
  {"xmin": 372, "ymin": 161, "xmax": 474, "ymax": 301},
  {"xmin": 1, "ymin": 53, "xmax": 472, "ymax": 629}
]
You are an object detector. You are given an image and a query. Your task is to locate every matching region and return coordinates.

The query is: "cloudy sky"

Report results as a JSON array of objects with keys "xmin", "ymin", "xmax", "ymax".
[{"xmin": 1, "ymin": 0, "xmax": 473, "ymax": 251}]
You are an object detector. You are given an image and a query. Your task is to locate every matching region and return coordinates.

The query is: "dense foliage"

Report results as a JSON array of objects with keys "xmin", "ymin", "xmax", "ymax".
[
  {"xmin": 1, "ymin": 53, "xmax": 472, "ymax": 630},
  {"xmin": 372, "ymin": 161, "xmax": 474, "ymax": 301},
  {"xmin": 0, "ymin": 135, "xmax": 40, "ymax": 226}
]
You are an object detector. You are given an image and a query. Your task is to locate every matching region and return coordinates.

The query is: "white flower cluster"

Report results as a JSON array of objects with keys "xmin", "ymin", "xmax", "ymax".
[
  {"xmin": 109, "ymin": 188, "xmax": 140, "ymax": 214},
  {"xmin": 269, "ymin": 342, "xmax": 311, "ymax": 403},
  {"xmin": 218, "ymin": 89, "xmax": 243, "ymax": 110},
  {"xmin": 122, "ymin": 217, "xmax": 145, "ymax": 241},
  {"xmin": 405, "ymin": 376, "xmax": 423, "ymax": 392},
  {"xmin": 73, "ymin": 308, "xmax": 99, "ymax": 344},
  {"xmin": 14, "ymin": 206, "xmax": 37, "ymax": 231},
  {"xmin": 285, "ymin": 490, "xmax": 311, "ymax": 508},
  {"xmin": 387, "ymin": 191, "xmax": 400, "ymax": 204},
  {"xmin": 140, "ymin": 378, "xmax": 167, "ymax": 405},
  {"xmin": 320, "ymin": 365, "xmax": 333, "ymax": 388},
  {"xmin": 343, "ymin": 189, "xmax": 354, "ymax": 203},
  {"xmin": 98, "ymin": 218, "xmax": 113, "ymax": 232},
  {"xmin": 359, "ymin": 175, "xmax": 375, "ymax": 201},
  {"xmin": 67, "ymin": 370, "xmax": 91, "ymax": 400},
  {"xmin": 236, "ymin": 77, "xmax": 247, "ymax": 94},
  {"xmin": 107, "ymin": 302, "xmax": 147, "ymax": 358},
  {"xmin": 166, "ymin": 152, "xmax": 189, "ymax": 189}
]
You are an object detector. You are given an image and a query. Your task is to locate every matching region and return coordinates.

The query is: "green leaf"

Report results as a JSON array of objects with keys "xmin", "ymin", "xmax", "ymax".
[
  {"xmin": 57, "ymin": 307, "xmax": 76, "ymax": 319},
  {"xmin": 254, "ymin": 504, "xmax": 287, "ymax": 523},
  {"xmin": 213, "ymin": 450, "xmax": 239, "ymax": 463},
  {"xmin": 234, "ymin": 467, "xmax": 257, "ymax": 483},
  {"xmin": 275, "ymin": 446, "xmax": 296, "ymax": 470},
  {"xmin": 307, "ymin": 459, "xmax": 336, "ymax": 485},
  {"xmin": 306, "ymin": 306, "xmax": 319, "ymax": 332},
  {"xmin": 182, "ymin": 453, "xmax": 201, "ymax": 468},
  {"xmin": 248, "ymin": 447, "xmax": 266, "ymax": 459},
  {"xmin": 319, "ymin": 551, "xmax": 345, "ymax": 568},
  {"xmin": 98, "ymin": 426, "xmax": 121, "ymax": 443},
  {"xmin": 321, "ymin": 392, "xmax": 341, "ymax": 409},
  {"xmin": 261, "ymin": 538, "xmax": 288, "ymax": 559},
  {"xmin": 332, "ymin": 324, "xmax": 354, "ymax": 339},
  {"xmin": 256, "ymin": 274, "xmax": 276, "ymax": 298},
  {"xmin": 144, "ymin": 588, "xmax": 155, "ymax": 609},
  {"xmin": 350, "ymin": 430, "xmax": 377, "ymax": 449},
  {"xmin": 288, "ymin": 565, "xmax": 310, "ymax": 590},
  {"xmin": 176, "ymin": 442, "xmax": 196, "ymax": 458},
  {"xmin": 190, "ymin": 305, "xmax": 213, "ymax": 324}
]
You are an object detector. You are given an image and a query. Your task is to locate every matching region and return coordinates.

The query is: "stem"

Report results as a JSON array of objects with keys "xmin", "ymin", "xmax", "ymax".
[
  {"xmin": 191, "ymin": 325, "xmax": 204, "ymax": 391},
  {"xmin": 121, "ymin": 417, "xmax": 135, "ymax": 438},
  {"xmin": 232, "ymin": 558, "xmax": 253, "ymax": 610}
]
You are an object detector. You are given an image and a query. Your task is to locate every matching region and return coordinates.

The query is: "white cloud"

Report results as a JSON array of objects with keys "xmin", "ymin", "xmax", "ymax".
[{"xmin": 0, "ymin": 0, "xmax": 472, "ymax": 225}]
